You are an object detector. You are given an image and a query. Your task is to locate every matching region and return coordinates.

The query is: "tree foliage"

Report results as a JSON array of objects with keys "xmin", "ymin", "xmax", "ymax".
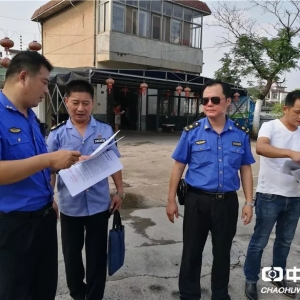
[{"xmin": 212, "ymin": 1, "xmax": 300, "ymax": 100}]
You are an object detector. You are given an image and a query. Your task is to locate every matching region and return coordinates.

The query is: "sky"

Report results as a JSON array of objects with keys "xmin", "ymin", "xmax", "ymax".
[{"xmin": 0, "ymin": 0, "xmax": 299, "ymax": 91}]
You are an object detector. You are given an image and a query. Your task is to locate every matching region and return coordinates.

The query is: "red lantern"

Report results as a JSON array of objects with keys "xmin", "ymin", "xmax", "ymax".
[
  {"xmin": 28, "ymin": 40, "xmax": 42, "ymax": 51},
  {"xmin": 233, "ymin": 92, "xmax": 240, "ymax": 102},
  {"xmin": 140, "ymin": 82, "xmax": 148, "ymax": 95},
  {"xmin": 176, "ymin": 85, "xmax": 183, "ymax": 95},
  {"xmin": 165, "ymin": 90, "xmax": 171, "ymax": 99},
  {"xmin": 0, "ymin": 37, "xmax": 14, "ymax": 54},
  {"xmin": 0, "ymin": 57, "xmax": 10, "ymax": 68},
  {"xmin": 121, "ymin": 86, "xmax": 128, "ymax": 97},
  {"xmin": 137, "ymin": 88, "xmax": 142, "ymax": 95},
  {"xmin": 106, "ymin": 77, "xmax": 114, "ymax": 94},
  {"xmin": 184, "ymin": 87, "xmax": 191, "ymax": 98}
]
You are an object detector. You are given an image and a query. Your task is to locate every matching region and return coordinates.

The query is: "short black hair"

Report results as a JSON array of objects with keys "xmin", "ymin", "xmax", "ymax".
[
  {"xmin": 202, "ymin": 79, "xmax": 232, "ymax": 98},
  {"xmin": 65, "ymin": 80, "xmax": 94, "ymax": 99},
  {"xmin": 285, "ymin": 90, "xmax": 300, "ymax": 107},
  {"xmin": 6, "ymin": 50, "xmax": 53, "ymax": 79}
]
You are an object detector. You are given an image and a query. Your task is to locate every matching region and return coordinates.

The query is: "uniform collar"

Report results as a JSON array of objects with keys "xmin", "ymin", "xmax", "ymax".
[
  {"xmin": 203, "ymin": 116, "xmax": 234, "ymax": 132},
  {"xmin": 0, "ymin": 91, "xmax": 36, "ymax": 120},
  {"xmin": 66, "ymin": 116, "xmax": 96, "ymax": 128}
]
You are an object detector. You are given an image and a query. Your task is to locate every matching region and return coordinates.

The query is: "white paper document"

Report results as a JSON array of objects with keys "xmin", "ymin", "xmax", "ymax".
[
  {"xmin": 59, "ymin": 132, "xmax": 124, "ymax": 196},
  {"xmin": 281, "ymin": 160, "xmax": 300, "ymax": 182}
]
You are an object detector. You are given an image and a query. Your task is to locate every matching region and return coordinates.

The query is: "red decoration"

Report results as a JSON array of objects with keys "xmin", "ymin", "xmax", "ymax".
[
  {"xmin": 184, "ymin": 87, "xmax": 191, "ymax": 98},
  {"xmin": 28, "ymin": 40, "xmax": 42, "ymax": 51},
  {"xmin": 0, "ymin": 57, "xmax": 10, "ymax": 68},
  {"xmin": 137, "ymin": 88, "xmax": 142, "ymax": 95},
  {"xmin": 106, "ymin": 77, "xmax": 114, "ymax": 94},
  {"xmin": 176, "ymin": 85, "xmax": 183, "ymax": 95},
  {"xmin": 0, "ymin": 37, "xmax": 14, "ymax": 54},
  {"xmin": 140, "ymin": 82, "xmax": 148, "ymax": 95},
  {"xmin": 233, "ymin": 92, "xmax": 240, "ymax": 102}
]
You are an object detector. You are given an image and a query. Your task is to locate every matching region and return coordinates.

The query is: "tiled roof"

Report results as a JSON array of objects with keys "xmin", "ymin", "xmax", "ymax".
[{"xmin": 32, "ymin": 0, "xmax": 211, "ymax": 21}]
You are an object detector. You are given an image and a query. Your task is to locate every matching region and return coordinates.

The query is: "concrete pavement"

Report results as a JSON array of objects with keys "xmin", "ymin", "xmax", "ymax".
[{"xmin": 55, "ymin": 131, "xmax": 300, "ymax": 300}]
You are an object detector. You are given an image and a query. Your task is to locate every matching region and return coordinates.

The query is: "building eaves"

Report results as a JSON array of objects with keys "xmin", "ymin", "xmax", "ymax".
[{"xmin": 31, "ymin": 0, "xmax": 211, "ymax": 22}]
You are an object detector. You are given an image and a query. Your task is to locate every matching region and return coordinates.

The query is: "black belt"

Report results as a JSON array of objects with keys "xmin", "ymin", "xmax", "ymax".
[
  {"xmin": 188, "ymin": 185, "xmax": 236, "ymax": 200},
  {"xmin": 0, "ymin": 202, "xmax": 53, "ymax": 219}
]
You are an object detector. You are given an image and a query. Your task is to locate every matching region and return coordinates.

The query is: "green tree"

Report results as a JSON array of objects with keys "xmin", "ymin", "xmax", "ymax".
[
  {"xmin": 271, "ymin": 102, "xmax": 284, "ymax": 118},
  {"xmin": 212, "ymin": 1, "xmax": 300, "ymax": 136}
]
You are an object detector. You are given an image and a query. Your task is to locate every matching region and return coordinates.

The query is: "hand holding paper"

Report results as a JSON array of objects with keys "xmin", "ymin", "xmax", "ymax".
[{"xmin": 58, "ymin": 131, "xmax": 124, "ymax": 196}]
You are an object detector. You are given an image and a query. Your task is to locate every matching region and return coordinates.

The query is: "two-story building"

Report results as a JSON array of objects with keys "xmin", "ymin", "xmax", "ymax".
[{"xmin": 31, "ymin": 0, "xmax": 247, "ymax": 132}]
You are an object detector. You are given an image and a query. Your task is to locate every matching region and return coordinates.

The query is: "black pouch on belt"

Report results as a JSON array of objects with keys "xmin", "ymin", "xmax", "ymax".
[{"xmin": 176, "ymin": 178, "xmax": 188, "ymax": 205}]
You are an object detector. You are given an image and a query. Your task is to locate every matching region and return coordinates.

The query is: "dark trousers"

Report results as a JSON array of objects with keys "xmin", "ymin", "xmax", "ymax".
[
  {"xmin": 60, "ymin": 210, "xmax": 110, "ymax": 300},
  {"xmin": 0, "ymin": 203, "xmax": 58, "ymax": 300},
  {"xmin": 179, "ymin": 191, "xmax": 239, "ymax": 300}
]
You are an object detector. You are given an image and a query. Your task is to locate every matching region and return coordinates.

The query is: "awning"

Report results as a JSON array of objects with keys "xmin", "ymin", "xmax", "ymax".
[{"xmin": 49, "ymin": 68, "xmax": 247, "ymax": 95}]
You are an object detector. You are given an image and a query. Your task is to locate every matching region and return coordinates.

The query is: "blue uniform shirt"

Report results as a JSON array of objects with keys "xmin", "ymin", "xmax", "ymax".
[
  {"xmin": 172, "ymin": 117, "xmax": 255, "ymax": 192},
  {"xmin": 47, "ymin": 117, "xmax": 121, "ymax": 217},
  {"xmin": 0, "ymin": 93, "xmax": 53, "ymax": 213}
]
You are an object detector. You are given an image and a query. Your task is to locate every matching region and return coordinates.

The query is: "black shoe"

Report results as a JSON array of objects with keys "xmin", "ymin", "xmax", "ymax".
[
  {"xmin": 245, "ymin": 282, "xmax": 258, "ymax": 300},
  {"xmin": 271, "ymin": 279, "xmax": 296, "ymax": 298}
]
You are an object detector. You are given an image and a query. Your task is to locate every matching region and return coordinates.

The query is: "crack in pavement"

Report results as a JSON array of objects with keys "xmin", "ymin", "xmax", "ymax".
[{"xmin": 107, "ymin": 274, "xmax": 179, "ymax": 282}]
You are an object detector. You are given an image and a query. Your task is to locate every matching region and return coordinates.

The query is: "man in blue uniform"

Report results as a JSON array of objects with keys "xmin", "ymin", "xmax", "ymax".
[
  {"xmin": 0, "ymin": 51, "xmax": 81, "ymax": 300},
  {"xmin": 47, "ymin": 80, "xmax": 124, "ymax": 300},
  {"xmin": 166, "ymin": 79, "xmax": 255, "ymax": 300}
]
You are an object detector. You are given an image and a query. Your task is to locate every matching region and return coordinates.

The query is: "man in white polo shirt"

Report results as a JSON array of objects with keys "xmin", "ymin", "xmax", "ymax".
[{"xmin": 244, "ymin": 90, "xmax": 300, "ymax": 300}]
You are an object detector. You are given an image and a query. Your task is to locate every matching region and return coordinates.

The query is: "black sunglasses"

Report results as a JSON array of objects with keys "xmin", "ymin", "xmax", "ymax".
[{"xmin": 201, "ymin": 97, "xmax": 226, "ymax": 105}]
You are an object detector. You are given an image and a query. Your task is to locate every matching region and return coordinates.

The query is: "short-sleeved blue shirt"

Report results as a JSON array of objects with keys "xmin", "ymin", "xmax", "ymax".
[
  {"xmin": 172, "ymin": 117, "xmax": 255, "ymax": 192},
  {"xmin": 0, "ymin": 92, "xmax": 53, "ymax": 213},
  {"xmin": 47, "ymin": 117, "xmax": 121, "ymax": 217}
]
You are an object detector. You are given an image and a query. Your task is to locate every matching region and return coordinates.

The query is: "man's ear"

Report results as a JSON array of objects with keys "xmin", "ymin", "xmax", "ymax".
[{"xmin": 19, "ymin": 70, "xmax": 28, "ymax": 83}]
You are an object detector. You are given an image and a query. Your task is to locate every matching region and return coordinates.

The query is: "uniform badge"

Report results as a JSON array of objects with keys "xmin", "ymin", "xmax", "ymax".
[
  {"xmin": 9, "ymin": 127, "xmax": 21, "ymax": 133},
  {"xmin": 195, "ymin": 140, "xmax": 206, "ymax": 145},
  {"xmin": 232, "ymin": 141, "xmax": 242, "ymax": 146},
  {"xmin": 94, "ymin": 138, "xmax": 106, "ymax": 144}
]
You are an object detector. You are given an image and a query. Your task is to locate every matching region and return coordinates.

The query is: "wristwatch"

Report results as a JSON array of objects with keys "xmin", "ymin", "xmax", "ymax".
[
  {"xmin": 116, "ymin": 192, "xmax": 126, "ymax": 200},
  {"xmin": 244, "ymin": 201, "xmax": 254, "ymax": 207}
]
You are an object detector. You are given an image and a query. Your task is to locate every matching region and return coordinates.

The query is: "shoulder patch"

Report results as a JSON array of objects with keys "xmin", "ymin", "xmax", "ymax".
[
  {"xmin": 184, "ymin": 121, "xmax": 200, "ymax": 132},
  {"xmin": 50, "ymin": 120, "xmax": 67, "ymax": 131},
  {"xmin": 234, "ymin": 122, "xmax": 249, "ymax": 134}
]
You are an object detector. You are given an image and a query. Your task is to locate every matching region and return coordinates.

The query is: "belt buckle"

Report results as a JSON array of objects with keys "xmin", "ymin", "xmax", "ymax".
[{"xmin": 216, "ymin": 193, "xmax": 224, "ymax": 200}]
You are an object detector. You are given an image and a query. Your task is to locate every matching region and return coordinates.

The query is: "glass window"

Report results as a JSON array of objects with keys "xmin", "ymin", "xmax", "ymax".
[
  {"xmin": 99, "ymin": 2, "xmax": 109, "ymax": 32},
  {"xmin": 126, "ymin": 6, "xmax": 136, "ymax": 34},
  {"xmin": 139, "ymin": 11, "xmax": 150, "ymax": 38},
  {"xmin": 191, "ymin": 24, "xmax": 201, "ymax": 48},
  {"xmin": 182, "ymin": 22, "xmax": 191, "ymax": 46},
  {"xmin": 171, "ymin": 19, "xmax": 181, "ymax": 44},
  {"xmin": 192, "ymin": 11, "xmax": 202, "ymax": 25},
  {"xmin": 112, "ymin": 4, "xmax": 125, "ymax": 32},
  {"xmin": 152, "ymin": 15, "xmax": 161, "ymax": 40},
  {"xmin": 148, "ymin": 96, "xmax": 157, "ymax": 114},
  {"xmin": 127, "ymin": 0, "xmax": 138, "ymax": 6},
  {"xmin": 163, "ymin": 2, "xmax": 172, "ymax": 16},
  {"xmin": 151, "ymin": 0, "xmax": 162, "ymax": 13},
  {"xmin": 173, "ymin": 5, "xmax": 183, "ymax": 19},
  {"xmin": 184, "ymin": 8, "xmax": 193, "ymax": 22},
  {"xmin": 139, "ymin": 0, "xmax": 150, "ymax": 10},
  {"xmin": 163, "ymin": 17, "xmax": 170, "ymax": 42}
]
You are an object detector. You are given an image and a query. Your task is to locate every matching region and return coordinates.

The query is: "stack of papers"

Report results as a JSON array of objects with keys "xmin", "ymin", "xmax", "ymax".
[{"xmin": 59, "ymin": 131, "xmax": 123, "ymax": 196}]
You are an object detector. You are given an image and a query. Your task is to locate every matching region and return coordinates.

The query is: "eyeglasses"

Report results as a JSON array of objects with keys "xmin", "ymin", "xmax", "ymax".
[{"xmin": 201, "ymin": 97, "xmax": 227, "ymax": 106}]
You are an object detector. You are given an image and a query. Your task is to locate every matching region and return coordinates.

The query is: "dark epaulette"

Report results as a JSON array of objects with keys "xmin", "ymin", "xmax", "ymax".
[
  {"xmin": 50, "ymin": 120, "xmax": 67, "ymax": 131},
  {"xmin": 234, "ymin": 122, "xmax": 250, "ymax": 134},
  {"xmin": 184, "ymin": 121, "xmax": 201, "ymax": 132}
]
